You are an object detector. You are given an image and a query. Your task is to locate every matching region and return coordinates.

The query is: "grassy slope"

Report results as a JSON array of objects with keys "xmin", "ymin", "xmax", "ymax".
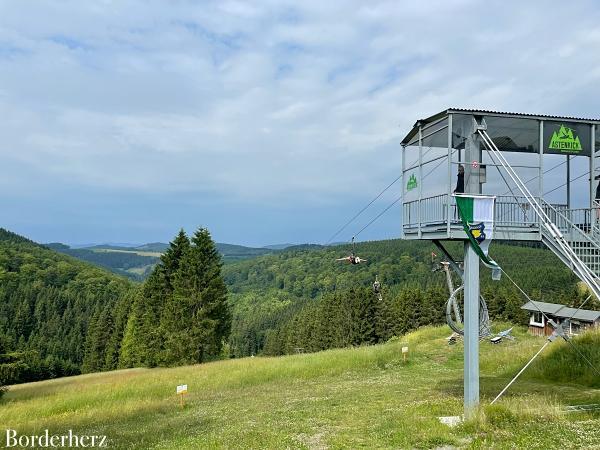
[{"xmin": 2, "ymin": 326, "xmax": 599, "ymax": 449}]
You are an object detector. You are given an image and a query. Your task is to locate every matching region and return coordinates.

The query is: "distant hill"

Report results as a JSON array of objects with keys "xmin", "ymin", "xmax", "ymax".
[
  {"xmin": 215, "ymin": 243, "xmax": 274, "ymax": 262},
  {"xmin": 134, "ymin": 242, "xmax": 169, "ymax": 252},
  {"xmin": 45, "ymin": 241, "xmax": 287, "ymax": 280},
  {"xmin": 46, "ymin": 244, "xmax": 157, "ymax": 281},
  {"xmin": 262, "ymin": 243, "xmax": 295, "ymax": 250}
]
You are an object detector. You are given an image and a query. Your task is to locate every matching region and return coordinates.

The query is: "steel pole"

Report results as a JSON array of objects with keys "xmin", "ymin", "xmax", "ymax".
[{"xmin": 463, "ymin": 118, "xmax": 481, "ymax": 418}]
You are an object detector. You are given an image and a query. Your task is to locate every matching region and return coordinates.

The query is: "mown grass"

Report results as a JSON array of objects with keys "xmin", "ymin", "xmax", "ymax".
[
  {"xmin": 526, "ymin": 328, "xmax": 600, "ymax": 387},
  {"xmin": 1, "ymin": 325, "xmax": 599, "ymax": 449}
]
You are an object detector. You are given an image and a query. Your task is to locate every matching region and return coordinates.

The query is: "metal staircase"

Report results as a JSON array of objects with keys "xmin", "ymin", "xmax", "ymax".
[
  {"xmin": 540, "ymin": 200, "xmax": 600, "ymax": 277},
  {"xmin": 478, "ymin": 129, "xmax": 600, "ymax": 300}
]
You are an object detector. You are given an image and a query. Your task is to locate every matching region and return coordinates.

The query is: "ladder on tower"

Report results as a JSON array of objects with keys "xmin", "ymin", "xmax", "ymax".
[{"xmin": 478, "ymin": 129, "xmax": 600, "ymax": 300}]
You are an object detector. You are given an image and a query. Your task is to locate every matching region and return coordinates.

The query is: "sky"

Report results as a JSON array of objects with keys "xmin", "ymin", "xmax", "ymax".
[{"xmin": 1, "ymin": 1, "xmax": 600, "ymax": 247}]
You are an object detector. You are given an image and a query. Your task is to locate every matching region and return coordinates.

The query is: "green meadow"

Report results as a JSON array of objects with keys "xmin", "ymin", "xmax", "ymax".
[{"xmin": 2, "ymin": 326, "xmax": 599, "ymax": 449}]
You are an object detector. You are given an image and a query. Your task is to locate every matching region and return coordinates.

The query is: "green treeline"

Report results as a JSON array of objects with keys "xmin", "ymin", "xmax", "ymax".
[
  {"xmin": 262, "ymin": 285, "xmax": 445, "ymax": 355},
  {"xmin": 226, "ymin": 240, "xmax": 593, "ymax": 358},
  {"xmin": 1, "ymin": 225, "xmax": 595, "ymax": 391},
  {"xmin": 0, "ymin": 227, "xmax": 231, "ymax": 389},
  {"xmin": 0, "ymin": 228, "xmax": 135, "ymax": 386}
]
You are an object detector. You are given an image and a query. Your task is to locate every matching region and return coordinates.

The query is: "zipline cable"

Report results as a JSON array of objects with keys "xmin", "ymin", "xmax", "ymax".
[
  {"xmin": 544, "ymin": 170, "xmax": 588, "ymax": 196},
  {"xmin": 353, "ymin": 195, "xmax": 403, "ymax": 239},
  {"xmin": 324, "ymin": 174, "xmax": 402, "ymax": 245},
  {"xmin": 326, "ymin": 144, "xmax": 446, "ymax": 245},
  {"xmin": 325, "ymin": 145, "xmax": 448, "ymax": 246}
]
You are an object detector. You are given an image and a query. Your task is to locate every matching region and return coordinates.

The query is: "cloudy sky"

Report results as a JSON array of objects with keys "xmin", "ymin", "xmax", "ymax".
[{"xmin": 1, "ymin": 1, "xmax": 600, "ymax": 247}]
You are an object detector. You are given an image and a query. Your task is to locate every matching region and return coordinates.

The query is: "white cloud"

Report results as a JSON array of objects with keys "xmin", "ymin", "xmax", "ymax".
[{"xmin": 1, "ymin": 0, "xmax": 600, "ymax": 208}]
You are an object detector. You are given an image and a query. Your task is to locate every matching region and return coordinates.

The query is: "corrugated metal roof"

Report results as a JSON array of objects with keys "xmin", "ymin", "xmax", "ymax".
[
  {"xmin": 521, "ymin": 301, "xmax": 600, "ymax": 322},
  {"xmin": 556, "ymin": 306, "xmax": 600, "ymax": 322},
  {"xmin": 521, "ymin": 301, "xmax": 564, "ymax": 315},
  {"xmin": 401, "ymin": 108, "xmax": 600, "ymax": 146},
  {"xmin": 447, "ymin": 108, "xmax": 600, "ymax": 123}
]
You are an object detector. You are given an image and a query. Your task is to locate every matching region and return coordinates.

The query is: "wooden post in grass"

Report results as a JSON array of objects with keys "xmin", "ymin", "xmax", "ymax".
[
  {"xmin": 402, "ymin": 346, "xmax": 409, "ymax": 363},
  {"xmin": 177, "ymin": 384, "xmax": 188, "ymax": 408}
]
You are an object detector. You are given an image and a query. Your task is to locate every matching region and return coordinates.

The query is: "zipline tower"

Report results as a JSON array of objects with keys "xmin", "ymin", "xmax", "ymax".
[{"xmin": 400, "ymin": 109, "xmax": 600, "ymax": 417}]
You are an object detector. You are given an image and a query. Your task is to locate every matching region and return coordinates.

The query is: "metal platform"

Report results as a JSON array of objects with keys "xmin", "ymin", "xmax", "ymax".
[{"xmin": 402, "ymin": 193, "xmax": 600, "ymax": 244}]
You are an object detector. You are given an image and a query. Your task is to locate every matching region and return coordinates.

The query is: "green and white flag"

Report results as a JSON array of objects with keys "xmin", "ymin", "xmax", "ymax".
[{"xmin": 454, "ymin": 194, "xmax": 501, "ymax": 280}]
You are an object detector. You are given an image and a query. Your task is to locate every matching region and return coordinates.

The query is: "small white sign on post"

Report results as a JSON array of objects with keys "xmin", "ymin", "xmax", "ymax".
[
  {"xmin": 177, "ymin": 384, "xmax": 188, "ymax": 408},
  {"xmin": 402, "ymin": 346, "xmax": 409, "ymax": 362}
]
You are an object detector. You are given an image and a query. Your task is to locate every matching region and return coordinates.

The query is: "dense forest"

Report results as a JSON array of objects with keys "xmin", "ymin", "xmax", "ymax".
[
  {"xmin": 0, "ymin": 227, "xmax": 231, "ymax": 390},
  {"xmin": 1, "ymin": 227, "xmax": 595, "ymax": 392},
  {"xmin": 0, "ymin": 228, "xmax": 134, "ymax": 387},
  {"xmin": 224, "ymin": 240, "xmax": 593, "ymax": 357}
]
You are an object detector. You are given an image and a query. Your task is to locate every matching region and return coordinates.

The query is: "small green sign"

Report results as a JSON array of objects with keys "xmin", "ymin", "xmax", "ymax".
[
  {"xmin": 407, "ymin": 174, "xmax": 417, "ymax": 191},
  {"xmin": 548, "ymin": 124, "xmax": 582, "ymax": 153}
]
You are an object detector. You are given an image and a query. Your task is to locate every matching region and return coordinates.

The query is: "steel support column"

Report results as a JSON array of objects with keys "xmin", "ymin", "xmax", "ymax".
[{"xmin": 463, "ymin": 118, "xmax": 481, "ymax": 418}]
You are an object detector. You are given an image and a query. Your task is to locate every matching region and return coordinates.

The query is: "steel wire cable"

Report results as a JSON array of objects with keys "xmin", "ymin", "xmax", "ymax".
[{"xmin": 324, "ymin": 174, "xmax": 402, "ymax": 245}]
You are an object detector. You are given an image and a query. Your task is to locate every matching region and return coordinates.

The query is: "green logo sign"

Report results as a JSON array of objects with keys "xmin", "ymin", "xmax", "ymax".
[
  {"xmin": 549, "ymin": 124, "xmax": 582, "ymax": 153},
  {"xmin": 407, "ymin": 174, "xmax": 418, "ymax": 191}
]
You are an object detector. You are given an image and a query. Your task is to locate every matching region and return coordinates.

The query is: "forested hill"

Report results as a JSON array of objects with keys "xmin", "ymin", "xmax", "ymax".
[
  {"xmin": 0, "ymin": 228, "xmax": 135, "ymax": 382},
  {"xmin": 0, "ymin": 227, "xmax": 232, "ymax": 387},
  {"xmin": 224, "ymin": 239, "xmax": 595, "ymax": 358},
  {"xmin": 45, "ymin": 241, "xmax": 284, "ymax": 281},
  {"xmin": 1, "ymin": 226, "xmax": 595, "ymax": 385},
  {"xmin": 224, "ymin": 239, "xmax": 580, "ymax": 299}
]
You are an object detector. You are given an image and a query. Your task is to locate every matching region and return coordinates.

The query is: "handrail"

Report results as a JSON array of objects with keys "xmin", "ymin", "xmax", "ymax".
[
  {"xmin": 540, "ymin": 200, "xmax": 600, "ymax": 251},
  {"xmin": 403, "ymin": 194, "xmax": 567, "ymax": 229},
  {"xmin": 478, "ymin": 129, "xmax": 600, "ymax": 299}
]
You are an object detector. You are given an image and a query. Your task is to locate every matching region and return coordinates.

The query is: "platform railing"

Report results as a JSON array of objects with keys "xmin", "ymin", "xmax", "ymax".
[{"xmin": 403, "ymin": 194, "xmax": 567, "ymax": 232}]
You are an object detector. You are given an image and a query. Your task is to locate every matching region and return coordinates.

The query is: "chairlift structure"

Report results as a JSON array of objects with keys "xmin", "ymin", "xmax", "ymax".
[{"xmin": 400, "ymin": 108, "xmax": 600, "ymax": 417}]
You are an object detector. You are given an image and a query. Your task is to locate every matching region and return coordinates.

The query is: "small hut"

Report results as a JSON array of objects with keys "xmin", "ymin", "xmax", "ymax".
[{"xmin": 521, "ymin": 300, "xmax": 600, "ymax": 336}]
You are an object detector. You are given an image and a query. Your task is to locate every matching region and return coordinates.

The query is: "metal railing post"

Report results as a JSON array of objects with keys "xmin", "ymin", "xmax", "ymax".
[
  {"xmin": 539, "ymin": 121, "xmax": 544, "ymax": 238},
  {"xmin": 447, "ymin": 114, "xmax": 453, "ymax": 237},
  {"xmin": 418, "ymin": 125, "xmax": 423, "ymax": 239}
]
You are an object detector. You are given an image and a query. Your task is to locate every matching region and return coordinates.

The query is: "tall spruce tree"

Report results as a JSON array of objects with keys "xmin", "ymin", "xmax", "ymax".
[
  {"xmin": 120, "ymin": 230, "xmax": 190, "ymax": 368},
  {"xmin": 160, "ymin": 228, "xmax": 230, "ymax": 365},
  {"xmin": 82, "ymin": 304, "xmax": 115, "ymax": 373}
]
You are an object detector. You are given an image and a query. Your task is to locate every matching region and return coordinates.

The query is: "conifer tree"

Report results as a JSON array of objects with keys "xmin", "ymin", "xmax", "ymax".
[
  {"xmin": 82, "ymin": 305, "xmax": 114, "ymax": 373},
  {"xmin": 120, "ymin": 230, "xmax": 191, "ymax": 368},
  {"xmin": 161, "ymin": 228, "xmax": 230, "ymax": 365}
]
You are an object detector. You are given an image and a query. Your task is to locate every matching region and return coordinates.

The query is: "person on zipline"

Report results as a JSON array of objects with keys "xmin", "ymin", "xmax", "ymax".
[{"xmin": 336, "ymin": 254, "xmax": 367, "ymax": 264}]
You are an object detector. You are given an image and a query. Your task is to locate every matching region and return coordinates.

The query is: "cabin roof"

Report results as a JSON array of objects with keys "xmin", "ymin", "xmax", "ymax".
[
  {"xmin": 400, "ymin": 108, "xmax": 600, "ymax": 146},
  {"xmin": 521, "ymin": 301, "xmax": 600, "ymax": 322}
]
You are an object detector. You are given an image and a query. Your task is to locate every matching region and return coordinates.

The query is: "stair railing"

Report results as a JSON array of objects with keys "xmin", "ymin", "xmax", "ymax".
[{"xmin": 477, "ymin": 129, "xmax": 600, "ymax": 299}]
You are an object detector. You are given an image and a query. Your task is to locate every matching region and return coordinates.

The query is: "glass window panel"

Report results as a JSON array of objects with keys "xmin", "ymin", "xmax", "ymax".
[
  {"xmin": 451, "ymin": 114, "xmax": 471, "ymax": 150},
  {"xmin": 422, "ymin": 123, "xmax": 448, "ymax": 149},
  {"xmin": 453, "ymin": 114, "xmax": 540, "ymax": 153},
  {"xmin": 485, "ymin": 116, "xmax": 539, "ymax": 153}
]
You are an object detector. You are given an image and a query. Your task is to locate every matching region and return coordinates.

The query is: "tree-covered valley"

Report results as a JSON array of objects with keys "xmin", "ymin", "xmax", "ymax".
[
  {"xmin": 45, "ymin": 241, "xmax": 286, "ymax": 281},
  {"xmin": 1, "ymin": 227, "xmax": 596, "ymax": 393}
]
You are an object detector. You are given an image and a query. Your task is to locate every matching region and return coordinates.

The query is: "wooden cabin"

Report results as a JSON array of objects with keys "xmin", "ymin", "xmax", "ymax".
[{"xmin": 521, "ymin": 300, "xmax": 600, "ymax": 336}]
